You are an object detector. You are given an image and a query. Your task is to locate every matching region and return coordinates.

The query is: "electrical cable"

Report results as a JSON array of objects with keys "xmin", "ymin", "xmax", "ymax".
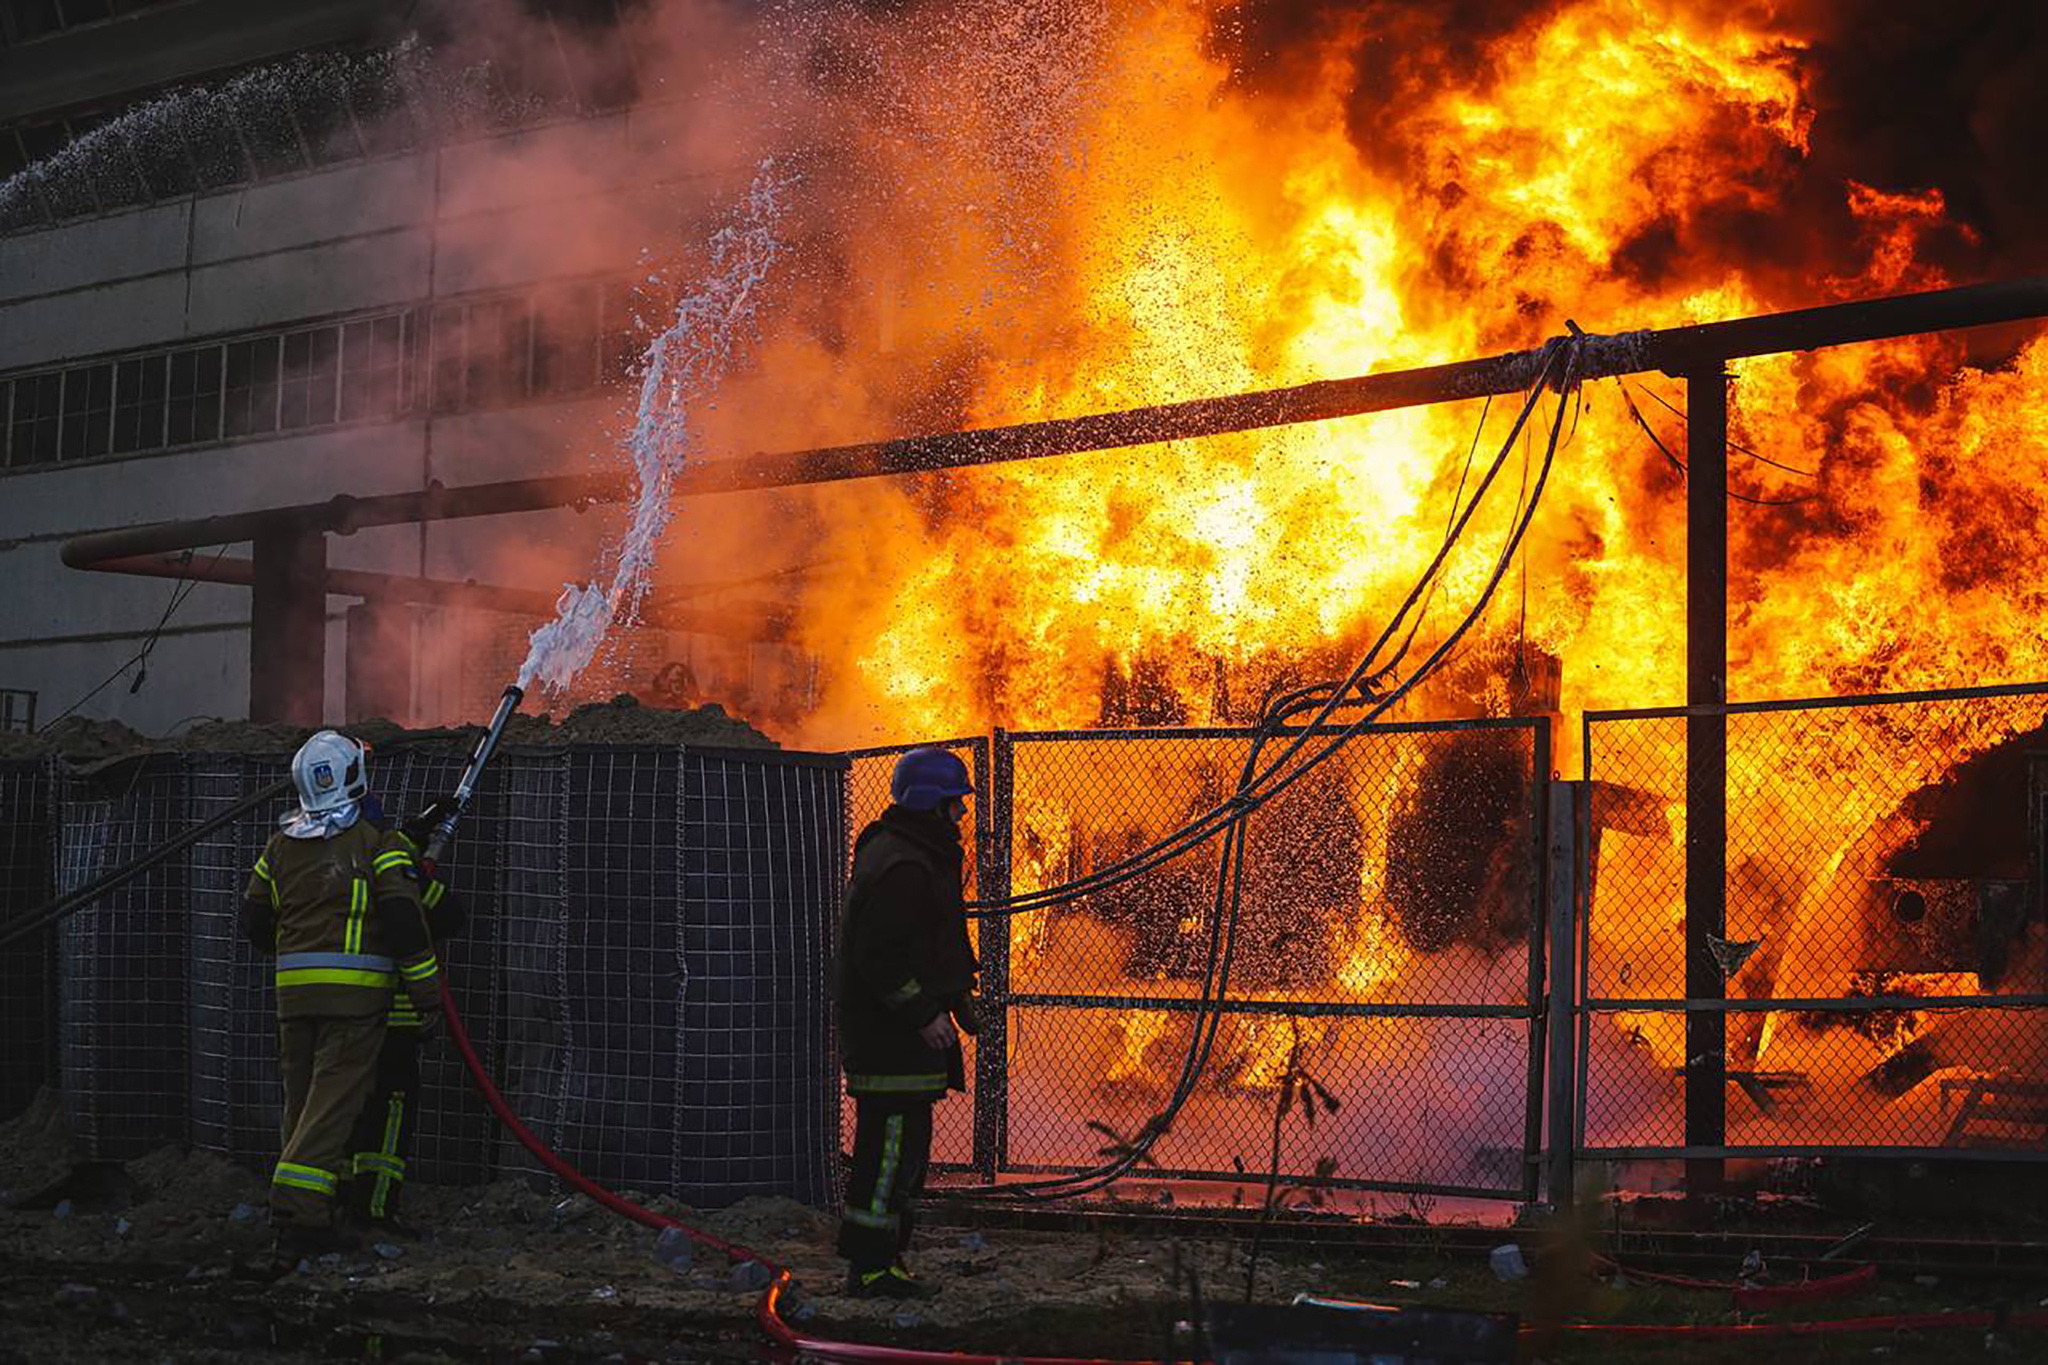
[
  {"xmin": 1630, "ymin": 377, "xmax": 1817, "ymax": 478},
  {"xmin": 1616, "ymin": 378, "xmax": 1817, "ymax": 507},
  {"xmin": 966, "ymin": 337, "xmax": 1580, "ymax": 924},
  {"xmin": 39, "ymin": 545, "xmax": 231, "ymax": 730}
]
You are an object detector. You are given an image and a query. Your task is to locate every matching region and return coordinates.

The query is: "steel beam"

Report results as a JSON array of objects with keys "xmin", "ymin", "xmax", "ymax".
[
  {"xmin": 1683, "ymin": 364, "xmax": 1730, "ymax": 1197},
  {"xmin": 88, "ymin": 552, "xmax": 793, "ymax": 641}
]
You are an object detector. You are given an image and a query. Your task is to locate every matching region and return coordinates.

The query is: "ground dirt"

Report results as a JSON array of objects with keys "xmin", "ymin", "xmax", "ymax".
[
  {"xmin": 0, "ymin": 695, "xmax": 778, "ymax": 764},
  {"xmin": 4, "ymin": 1095, "xmax": 2044, "ymax": 1364}
]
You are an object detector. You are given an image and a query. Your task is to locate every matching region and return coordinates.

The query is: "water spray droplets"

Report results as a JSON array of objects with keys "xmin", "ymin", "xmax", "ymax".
[{"xmin": 516, "ymin": 163, "xmax": 797, "ymax": 695}]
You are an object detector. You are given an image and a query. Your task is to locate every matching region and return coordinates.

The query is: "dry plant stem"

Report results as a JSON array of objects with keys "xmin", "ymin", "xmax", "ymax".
[{"xmin": 1243, "ymin": 1042, "xmax": 1300, "ymax": 1302}]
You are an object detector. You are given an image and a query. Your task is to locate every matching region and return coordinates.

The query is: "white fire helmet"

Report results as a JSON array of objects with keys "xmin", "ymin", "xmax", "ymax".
[{"xmin": 290, "ymin": 730, "xmax": 370, "ymax": 816}]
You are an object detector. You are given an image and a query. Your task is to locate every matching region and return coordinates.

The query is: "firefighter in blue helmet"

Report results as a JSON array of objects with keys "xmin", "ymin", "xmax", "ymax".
[{"xmin": 835, "ymin": 748, "xmax": 979, "ymax": 1299}]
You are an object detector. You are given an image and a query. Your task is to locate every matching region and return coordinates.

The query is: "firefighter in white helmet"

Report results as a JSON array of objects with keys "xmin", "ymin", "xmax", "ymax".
[{"xmin": 239, "ymin": 731, "xmax": 441, "ymax": 1257}]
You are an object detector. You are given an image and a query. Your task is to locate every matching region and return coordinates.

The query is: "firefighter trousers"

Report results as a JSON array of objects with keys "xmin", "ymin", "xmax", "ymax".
[
  {"xmin": 836, "ymin": 1094, "xmax": 935, "ymax": 1274},
  {"xmin": 346, "ymin": 1029, "xmax": 422, "ymax": 1225},
  {"xmin": 273, "ymin": 1015, "xmax": 386, "ymax": 1229}
]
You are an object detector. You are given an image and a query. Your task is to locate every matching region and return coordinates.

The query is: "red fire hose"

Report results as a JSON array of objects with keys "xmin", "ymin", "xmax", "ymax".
[
  {"xmin": 438, "ymin": 977, "xmax": 1172, "ymax": 1365},
  {"xmin": 440, "ymin": 980, "xmax": 2048, "ymax": 1358}
]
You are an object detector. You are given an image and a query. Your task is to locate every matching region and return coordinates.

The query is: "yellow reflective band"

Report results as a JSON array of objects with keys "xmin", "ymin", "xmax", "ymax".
[
  {"xmin": 272, "ymin": 1161, "xmax": 337, "ymax": 1195},
  {"xmin": 883, "ymin": 978, "xmax": 922, "ymax": 1006},
  {"xmin": 422, "ymin": 881, "xmax": 446, "ymax": 909},
  {"xmin": 372, "ymin": 850, "xmax": 414, "ymax": 873},
  {"xmin": 370, "ymin": 1094, "xmax": 405, "ymax": 1219},
  {"xmin": 847, "ymin": 1073, "xmax": 947, "ymax": 1093},
  {"xmin": 860, "ymin": 1268, "xmax": 892, "ymax": 1285},
  {"xmin": 253, "ymin": 857, "xmax": 273, "ymax": 882},
  {"xmin": 393, "ymin": 830, "xmax": 420, "ymax": 853},
  {"xmin": 276, "ymin": 967, "xmax": 395, "ymax": 990},
  {"xmin": 400, "ymin": 956, "xmax": 439, "ymax": 981},
  {"xmin": 871, "ymin": 1114, "xmax": 903, "ymax": 1222},
  {"xmin": 343, "ymin": 878, "xmax": 367, "ymax": 955}
]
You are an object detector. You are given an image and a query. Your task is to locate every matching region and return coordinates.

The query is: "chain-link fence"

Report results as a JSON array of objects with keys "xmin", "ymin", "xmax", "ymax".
[
  {"xmin": 1581, "ymin": 683, "xmax": 2048, "ymax": 1160},
  {"xmin": 846, "ymin": 722, "xmax": 1553, "ymax": 1199}
]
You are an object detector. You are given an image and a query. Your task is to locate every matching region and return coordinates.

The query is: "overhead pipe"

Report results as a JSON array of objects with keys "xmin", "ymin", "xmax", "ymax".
[
  {"xmin": 84, "ymin": 551, "xmax": 794, "ymax": 642},
  {"xmin": 62, "ymin": 275, "xmax": 2048, "ymax": 574}
]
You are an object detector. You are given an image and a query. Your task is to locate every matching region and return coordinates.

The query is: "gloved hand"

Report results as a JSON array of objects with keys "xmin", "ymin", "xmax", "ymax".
[
  {"xmin": 917, "ymin": 1011, "xmax": 959, "ymax": 1050},
  {"xmin": 412, "ymin": 1010, "xmax": 445, "ymax": 1045},
  {"xmin": 951, "ymin": 993, "xmax": 981, "ymax": 1037},
  {"xmin": 403, "ymin": 800, "xmax": 452, "ymax": 854}
]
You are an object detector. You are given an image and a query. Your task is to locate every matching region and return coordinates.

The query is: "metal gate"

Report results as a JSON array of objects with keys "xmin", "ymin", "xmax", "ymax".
[{"xmin": 848, "ymin": 718, "xmax": 1553, "ymax": 1199}]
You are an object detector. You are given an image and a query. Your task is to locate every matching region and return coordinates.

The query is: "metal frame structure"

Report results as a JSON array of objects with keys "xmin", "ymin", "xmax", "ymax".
[{"xmin": 850, "ymin": 717, "xmax": 1555, "ymax": 1202}]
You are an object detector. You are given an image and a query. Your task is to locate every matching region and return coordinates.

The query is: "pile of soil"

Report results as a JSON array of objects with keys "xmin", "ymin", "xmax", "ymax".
[{"xmin": 0, "ymin": 696, "xmax": 778, "ymax": 765}]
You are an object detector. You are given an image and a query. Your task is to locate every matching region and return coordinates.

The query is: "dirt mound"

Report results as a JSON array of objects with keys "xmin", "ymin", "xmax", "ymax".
[
  {"xmin": 0, "ymin": 696, "xmax": 779, "ymax": 762},
  {"xmin": 0, "ymin": 1089, "xmax": 82, "ymax": 1201}
]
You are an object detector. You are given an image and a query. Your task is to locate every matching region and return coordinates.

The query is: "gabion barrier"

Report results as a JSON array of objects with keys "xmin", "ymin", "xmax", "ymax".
[
  {"xmin": 41, "ymin": 744, "xmax": 845, "ymax": 1208},
  {"xmin": 0, "ymin": 758, "xmax": 56, "ymax": 1122},
  {"xmin": 1581, "ymin": 683, "xmax": 2048, "ymax": 1160}
]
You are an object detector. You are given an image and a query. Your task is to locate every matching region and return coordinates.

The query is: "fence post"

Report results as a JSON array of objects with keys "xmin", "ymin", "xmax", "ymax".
[
  {"xmin": 1684, "ymin": 363, "xmax": 1730, "ymax": 1196},
  {"xmin": 1545, "ymin": 779, "xmax": 1580, "ymax": 1209},
  {"xmin": 972, "ymin": 730, "xmax": 1013, "ymax": 1182}
]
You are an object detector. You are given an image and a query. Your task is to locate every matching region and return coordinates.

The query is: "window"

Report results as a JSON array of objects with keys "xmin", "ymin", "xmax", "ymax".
[
  {"xmin": 0, "ymin": 687, "xmax": 33, "ymax": 735},
  {"xmin": 8, "ymin": 371, "xmax": 61, "ymax": 466},
  {"xmin": 223, "ymin": 335, "xmax": 280, "ymax": 437},
  {"xmin": 464, "ymin": 296, "xmax": 531, "ymax": 410},
  {"xmin": 532, "ymin": 282, "xmax": 601, "ymax": 396},
  {"xmin": 111, "ymin": 352, "xmax": 166, "ymax": 453},
  {"xmin": 58, "ymin": 363, "xmax": 112, "ymax": 461},
  {"xmin": 166, "ymin": 345, "xmax": 222, "ymax": 446},
  {"xmin": 278, "ymin": 326, "xmax": 339, "ymax": 430},
  {"xmin": 340, "ymin": 313, "xmax": 407, "ymax": 422},
  {"xmin": 601, "ymin": 279, "xmax": 654, "ymax": 383}
]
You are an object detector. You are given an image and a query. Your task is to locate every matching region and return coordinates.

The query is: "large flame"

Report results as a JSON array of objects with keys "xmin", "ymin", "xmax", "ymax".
[{"xmin": 655, "ymin": 0, "xmax": 2048, "ymax": 1149}]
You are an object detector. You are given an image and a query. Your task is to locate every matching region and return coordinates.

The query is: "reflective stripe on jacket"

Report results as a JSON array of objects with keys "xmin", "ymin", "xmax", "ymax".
[{"xmin": 244, "ymin": 822, "xmax": 433, "ymax": 1020}]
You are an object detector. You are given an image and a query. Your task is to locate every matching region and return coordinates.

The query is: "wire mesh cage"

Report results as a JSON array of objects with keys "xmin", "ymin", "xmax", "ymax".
[
  {"xmin": 1581, "ymin": 683, "xmax": 2048, "ymax": 1157},
  {"xmin": 55, "ymin": 755, "xmax": 195, "ymax": 1157},
  {"xmin": 0, "ymin": 758, "xmax": 56, "ymax": 1122},
  {"xmin": 40, "ymin": 741, "xmax": 847, "ymax": 1207}
]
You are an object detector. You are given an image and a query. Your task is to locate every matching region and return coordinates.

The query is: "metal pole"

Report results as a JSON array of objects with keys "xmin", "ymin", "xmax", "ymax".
[
  {"xmin": 972, "ymin": 730, "xmax": 1014, "ymax": 1182},
  {"xmin": 248, "ymin": 528, "xmax": 326, "ymax": 725},
  {"xmin": 1683, "ymin": 364, "xmax": 1730, "ymax": 1196},
  {"xmin": 1545, "ymin": 779, "xmax": 1580, "ymax": 1209}
]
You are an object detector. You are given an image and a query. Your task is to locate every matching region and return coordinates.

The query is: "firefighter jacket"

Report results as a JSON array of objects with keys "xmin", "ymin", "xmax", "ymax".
[
  {"xmin": 241, "ymin": 820, "xmax": 440, "ymax": 1021},
  {"xmin": 836, "ymin": 805, "xmax": 979, "ymax": 1098}
]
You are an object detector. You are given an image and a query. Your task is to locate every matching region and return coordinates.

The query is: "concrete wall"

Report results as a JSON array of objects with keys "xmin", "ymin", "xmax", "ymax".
[{"xmin": 0, "ymin": 101, "xmax": 742, "ymax": 735}]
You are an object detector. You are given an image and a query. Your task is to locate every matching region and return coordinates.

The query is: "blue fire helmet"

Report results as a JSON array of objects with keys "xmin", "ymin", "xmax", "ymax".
[{"xmin": 890, "ymin": 748, "xmax": 975, "ymax": 812}]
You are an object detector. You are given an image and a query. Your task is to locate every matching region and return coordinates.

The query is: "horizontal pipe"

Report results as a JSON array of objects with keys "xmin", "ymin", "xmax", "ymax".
[
  {"xmin": 60, "ymin": 276, "xmax": 2048, "ymax": 571},
  {"xmin": 1587, "ymin": 994, "xmax": 2048, "ymax": 1012},
  {"xmin": 1004, "ymin": 992, "xmax": 1533, "ymax": 1018},
  {"xmin": 89, "ymin": 552, "xmax": 792, "ymax": 641}
]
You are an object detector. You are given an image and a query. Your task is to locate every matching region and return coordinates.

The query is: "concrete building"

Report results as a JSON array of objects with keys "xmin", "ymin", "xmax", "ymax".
[{"xmin": 1, "ymin": 0, "xmax": 805, "ymax": 735}]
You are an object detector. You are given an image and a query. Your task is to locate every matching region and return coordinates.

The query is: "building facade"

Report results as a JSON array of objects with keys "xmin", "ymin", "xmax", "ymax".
[{"xmin": 0, "ymin": 0, "xmax": 803, "ymax": 735}]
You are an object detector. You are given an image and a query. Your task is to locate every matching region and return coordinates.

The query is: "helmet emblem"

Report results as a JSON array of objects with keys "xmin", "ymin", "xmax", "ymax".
[{"xmin": 312, "ymin": 762, "xmax": 336, "ymax": 791}]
